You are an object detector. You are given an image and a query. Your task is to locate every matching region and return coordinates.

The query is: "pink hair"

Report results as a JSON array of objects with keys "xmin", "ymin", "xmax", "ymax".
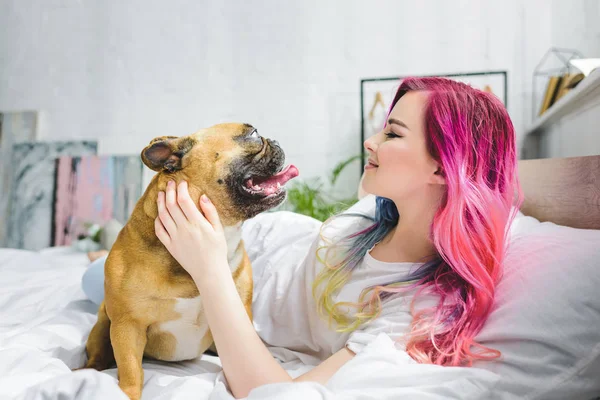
[{"xmin": 392, "ymin": 77, "xmax": 523, "ymax": 366}]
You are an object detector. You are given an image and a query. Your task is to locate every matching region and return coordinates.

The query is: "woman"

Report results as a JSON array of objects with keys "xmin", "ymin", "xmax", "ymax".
[{"xmin": 83, "ymin": 77, "xmax": 522, "ymax": 398}]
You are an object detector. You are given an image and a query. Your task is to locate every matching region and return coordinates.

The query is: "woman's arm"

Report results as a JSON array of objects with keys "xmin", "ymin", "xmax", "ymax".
[
  {"xmin": 155, "ymin": 180, "xmax": 354, "ymax": 399},
  {"xmin": 193, "ymin": 264, "xmax": 354, "ymax": 398}
]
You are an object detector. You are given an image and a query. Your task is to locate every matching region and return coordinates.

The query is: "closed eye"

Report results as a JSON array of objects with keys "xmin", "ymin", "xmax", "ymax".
[{"xmin": 385, "ymin": 132, "xmax": 403, "ymax": 139}]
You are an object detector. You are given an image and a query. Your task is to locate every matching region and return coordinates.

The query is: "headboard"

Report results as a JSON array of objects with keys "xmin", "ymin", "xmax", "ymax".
[{"xmin": 518, "ymin": 155, "xmax": 600, "ymax": 230}]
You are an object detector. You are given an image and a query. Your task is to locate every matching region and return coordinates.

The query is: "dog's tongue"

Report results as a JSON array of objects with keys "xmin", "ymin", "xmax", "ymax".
[
  {"xmin": 258, "ymin": 165, "xmax": 299, "ymax": 187},
  {"xmin": 274, "ymin": 165, "xmax": 299, "ymax": 183}
]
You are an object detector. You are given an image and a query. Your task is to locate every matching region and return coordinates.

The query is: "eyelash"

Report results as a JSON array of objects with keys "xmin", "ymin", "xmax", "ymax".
[{"xmin": 385, "ymin": 132, "xmax": 403, "ymax": 139}]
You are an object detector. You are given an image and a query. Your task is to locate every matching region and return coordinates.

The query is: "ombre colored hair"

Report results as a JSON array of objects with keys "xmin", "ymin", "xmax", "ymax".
[{"xmin": 312, "ymin": 77, "xmax": 523, "ymax": 367}]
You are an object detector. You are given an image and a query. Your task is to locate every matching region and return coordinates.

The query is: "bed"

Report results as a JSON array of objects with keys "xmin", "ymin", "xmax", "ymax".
[{"xmin": 0, "ymin": 155, "xmax": 599, "ymax": 400}]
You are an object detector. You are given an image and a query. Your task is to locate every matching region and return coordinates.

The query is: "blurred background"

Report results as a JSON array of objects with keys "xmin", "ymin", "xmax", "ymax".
[{"xmin": 1, "ymin": 0, "xmax": 599, "ymax": 250}]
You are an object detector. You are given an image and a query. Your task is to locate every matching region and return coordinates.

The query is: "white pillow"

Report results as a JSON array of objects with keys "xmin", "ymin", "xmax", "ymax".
[{"xmin": 474, "ymin": 212, "xmax": 600, "ymax": 400}]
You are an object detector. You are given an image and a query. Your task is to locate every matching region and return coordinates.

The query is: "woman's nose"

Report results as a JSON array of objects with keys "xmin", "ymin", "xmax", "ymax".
[{"xmin": 364, "ymin": 136, "xmax": 378, "ymax": 153}]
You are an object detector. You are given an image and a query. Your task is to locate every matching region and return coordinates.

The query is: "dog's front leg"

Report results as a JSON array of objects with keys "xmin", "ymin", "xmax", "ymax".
[{"xmin": 110, "ymin": 321, "xmax": 148, "ymax": 400}]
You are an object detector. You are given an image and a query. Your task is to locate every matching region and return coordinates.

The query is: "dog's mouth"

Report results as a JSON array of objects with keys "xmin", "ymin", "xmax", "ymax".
[{"xmin": 241, "ymin": 164, "xmax": 299, "ymax": 198}]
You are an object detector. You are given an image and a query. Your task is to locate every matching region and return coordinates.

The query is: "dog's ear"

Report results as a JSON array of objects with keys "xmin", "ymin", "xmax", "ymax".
[{"xmin": 141, "ymin": 136, "xmax": 195, "ymax": 172}]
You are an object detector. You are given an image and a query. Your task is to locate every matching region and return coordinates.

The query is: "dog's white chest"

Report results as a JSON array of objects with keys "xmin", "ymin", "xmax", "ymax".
[{"xmin": 158, "ymin": 296, "xmax": 209, "ymax": 360}]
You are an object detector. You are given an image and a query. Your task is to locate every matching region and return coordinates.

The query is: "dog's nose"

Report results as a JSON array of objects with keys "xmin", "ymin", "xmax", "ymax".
[{"xmin": 268, "ymin": 139, "xmax": 280, "ymax": 147}]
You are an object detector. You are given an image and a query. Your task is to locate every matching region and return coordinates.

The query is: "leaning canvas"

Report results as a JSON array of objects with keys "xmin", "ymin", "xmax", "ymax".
[
  {"xmin": 6, "ymin": 141, "xmax": 97, "ymax": 250},
  {"xmin": 52, "ymin": 155, "xmax": 144, "ymax": 247},
  {"xmin": 0, "ymin": 111, "xmax": 38, "ymax": 247}
]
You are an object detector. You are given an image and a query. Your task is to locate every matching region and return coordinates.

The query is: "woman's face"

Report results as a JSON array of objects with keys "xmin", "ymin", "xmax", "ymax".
[{"xmin": 362, "ymin": 91, "xmax": 444, "ymax": 202}]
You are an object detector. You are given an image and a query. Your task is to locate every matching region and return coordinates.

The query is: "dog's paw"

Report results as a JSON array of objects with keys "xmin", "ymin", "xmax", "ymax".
[
  {"xmin": 73, "ymin": 359, "xmax": 112, "ymax": 372},
  {"xmin": 119, "ymin": 384, "xmax": 142, "ymax": 400}
]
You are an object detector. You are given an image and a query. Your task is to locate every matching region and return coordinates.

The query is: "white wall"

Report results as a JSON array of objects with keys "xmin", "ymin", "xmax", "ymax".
[
  {"xmin": 1, "ymin": 0, "xmax": 598, "ymax": 197},
  {"xmin": 550, "ymin": 0, "xmax": 600, "ymax": 58}
]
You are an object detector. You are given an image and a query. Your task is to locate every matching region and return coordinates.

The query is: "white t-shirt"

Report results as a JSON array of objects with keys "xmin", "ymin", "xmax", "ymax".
[{"xmin": 242, "ymin": 195, "xmax": 439, "ymax": 364}]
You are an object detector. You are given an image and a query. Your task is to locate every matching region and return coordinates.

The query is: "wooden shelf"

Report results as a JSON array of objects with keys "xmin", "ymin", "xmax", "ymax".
[{"xmin": 526, "ymin": 69, "xmax": 600, "ymax": 136}]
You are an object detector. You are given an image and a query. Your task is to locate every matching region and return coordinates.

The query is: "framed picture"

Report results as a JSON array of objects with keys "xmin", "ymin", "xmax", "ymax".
[
  {"xmin": 359, "ymin": 71, "xmax": 508, "ymax": 177},
  {"xmin": 52, "ymin": 155, "xmax": 144, "ymax": 247}
]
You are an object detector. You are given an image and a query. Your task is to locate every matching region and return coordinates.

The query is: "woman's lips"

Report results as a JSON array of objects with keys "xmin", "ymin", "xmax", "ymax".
[{"xmin": 364, "ymin": 160, "xmax": 379, "ymax": 170}]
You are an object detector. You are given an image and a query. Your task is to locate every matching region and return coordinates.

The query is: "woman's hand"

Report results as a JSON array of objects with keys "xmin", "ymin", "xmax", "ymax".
[
  {"xmin": 155, "ymin": 181, "xmax": 353, "ymax": 399},
  {"xmin": 155, "ymin": 180, "xmax": 229, "ymax": 281}
]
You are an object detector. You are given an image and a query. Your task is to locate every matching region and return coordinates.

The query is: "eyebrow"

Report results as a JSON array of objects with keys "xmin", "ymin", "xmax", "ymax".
[{"xmin": 388, "ymin": 118, "xmax": 410, "ymax": 130}]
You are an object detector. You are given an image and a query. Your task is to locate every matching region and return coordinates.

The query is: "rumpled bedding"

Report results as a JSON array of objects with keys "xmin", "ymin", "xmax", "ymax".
[{"xmin": 0, "ymin": 215, "xmax": 505, "ymax": 400}]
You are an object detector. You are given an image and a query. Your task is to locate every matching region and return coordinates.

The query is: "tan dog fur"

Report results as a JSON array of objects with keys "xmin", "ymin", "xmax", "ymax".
[{"xmin": 79, "ymin": 123, "xmax": 293, "ymax": 400}]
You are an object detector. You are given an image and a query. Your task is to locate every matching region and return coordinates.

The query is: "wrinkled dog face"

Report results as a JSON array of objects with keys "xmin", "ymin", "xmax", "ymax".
[{"xmin": 141, "ymin": 123, "xmax": 298, "ymax": 224}]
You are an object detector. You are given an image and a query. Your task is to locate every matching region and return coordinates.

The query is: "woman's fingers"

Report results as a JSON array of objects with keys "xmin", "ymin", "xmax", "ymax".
[
  {"xmin": 155, "ymin": 215, "xmax": 171, "ymax": 246},
  {"xmin": 158, "ymin": 180, "xmax": 221, "ymax": 238},
  {"xmin": 164, "ymin": 180, "xmax": 188, "ymax": 227},
  {"xmin": 177, "ymin": 181, "xmax": 212, "ymax": 230},
  {"xmin": 157, "ymin": 190, "xmax": 178, "ymax": 237},
  {"xmin": 199, "ymin": 195, "xmax": 223, "ymax": 233}
]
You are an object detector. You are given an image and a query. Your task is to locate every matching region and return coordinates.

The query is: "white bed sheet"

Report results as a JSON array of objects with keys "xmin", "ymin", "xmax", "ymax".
[{"xmin": 0, "ymin": 242, "xmax": 503, "ymax": 400}]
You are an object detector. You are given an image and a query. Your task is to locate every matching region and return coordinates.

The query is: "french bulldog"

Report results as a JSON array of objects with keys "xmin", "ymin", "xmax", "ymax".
[{"xmin": 80, "ymin": 123, "xmax": 298, "ymax": 400}]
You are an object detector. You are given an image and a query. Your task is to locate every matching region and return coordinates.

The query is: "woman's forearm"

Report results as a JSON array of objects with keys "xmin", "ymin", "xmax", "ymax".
[{"xmin": 192, "ymin": 265, "xmax": 291, "ymax": 399}]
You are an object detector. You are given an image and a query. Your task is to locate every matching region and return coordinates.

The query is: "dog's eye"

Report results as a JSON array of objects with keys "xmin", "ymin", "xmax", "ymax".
[{"xmin": 249, "ymin": 130, "xmax": 260, "ymax": 139}]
